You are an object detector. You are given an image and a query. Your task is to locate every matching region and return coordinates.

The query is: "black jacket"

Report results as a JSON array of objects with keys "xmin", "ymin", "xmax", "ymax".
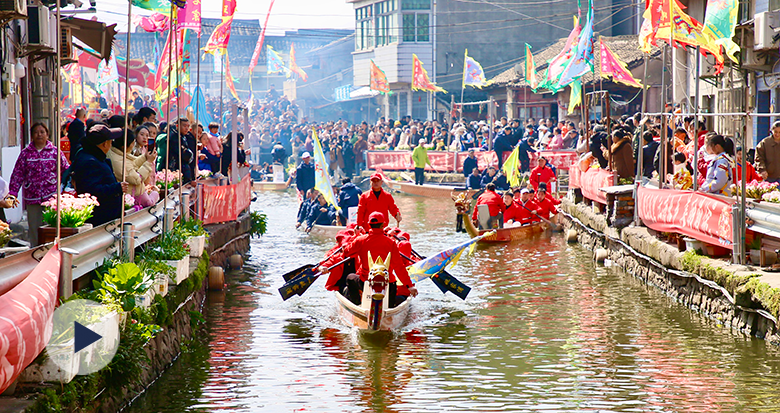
[
  {"xmin": 463, "ymin": 156, "xmax": 478, "ymax": 177},
  {"xmin": 468, "ymin": 174, "xmax": 482, "ymax": 189},
  {"xmin": 337, "ymin": 182, "xmax": 362, "ymax": 219},
  {"xmin": 642, "ymin": 140, "xmax": 660, "ymax": 177},
  {"xmin": 67, "ymin": 118, "xmax": 86, "ymax": 156},
  {"xmin": 71, "ymin": 145, "xmax": 122, "ymax": 226},
  {"xmin": 296, "ymin": 161, "xmax": 315, "ymax": 193},
  {"xmin": 493, "ymin": 133, "xmax": 513, "ymax": 154}
]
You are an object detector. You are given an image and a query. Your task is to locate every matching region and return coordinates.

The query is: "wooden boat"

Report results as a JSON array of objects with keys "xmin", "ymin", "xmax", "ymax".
[
  {"xmin": 252, "ymin": 181, "xmax": 289, "ymax": 191},
  {"xmin": 309, "ymin": 224, "xmax": 345, "ymax": 238},
  {"xmin": 334, "ymin": 253, "xmax": 411, "ymax": 332},
  {"xmin": 452, "ymin": 192, "xmax": 548, "ymax": 243},
  {"xmin": 385, "ymin": 179, "xmax": 477, "ymax": 198}
]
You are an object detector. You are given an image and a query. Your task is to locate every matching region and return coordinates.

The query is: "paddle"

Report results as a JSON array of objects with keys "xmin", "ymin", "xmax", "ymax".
[
  {"xmin": 279, "ymin": 256, "xmax": 353, "ymax": 300},
  {"xmin": 517, "ymin": 201, "xmax": 560, "ymax": 231},
  {"xmin": 281, "ymin": 246, "xmax": 344, "ymax": 282},
  {"xmin": 396, "ymin": 239, "xmax": 471, "ymax": 300}
]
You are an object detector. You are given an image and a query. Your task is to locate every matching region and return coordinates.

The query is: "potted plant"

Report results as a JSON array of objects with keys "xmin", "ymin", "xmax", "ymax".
[
  {"xmin": 141, "ymin": 232, "xmax": 190, "ymax": 285},
  {"xmin": 156, "ymin": 169, "xmax": 182, "ymax": 192},
  {"xmin": 0, "ymin": 219, "xmax": 11, "ymax": 248},
  {"xmin": 175, "ymin": 219, "xmax": 208, "ymax": 257},
  {"xmin": 137, "ymin": 259, "xmax": 174, "ymax": 297},
  {"xmin": 38, "ymin": 193, "xmax": 99, "ymax": 244}
]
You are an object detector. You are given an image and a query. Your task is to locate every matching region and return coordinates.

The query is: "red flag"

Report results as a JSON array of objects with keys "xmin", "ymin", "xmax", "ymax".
[
  {"xmin": 178, "ymin": 0, "xmax": 201, "ymax": 34},
  {"xmin": 224, "ymin": 51, "xmax": 240, "ymax": 100},
  {"xmin": 369, "ymin": 60, "xmax": 390, "ymax": 94},
  {"xmin": 249, "ymin": 0, "xmax": 275, "ymax": 74},
  {"xmin": 288, "ymin": 42, "xmax": 308, "ymax": 82},
  {"xmin": 599, "ymin": 37, "xmax": 643, "ymax": 88},
  {"xmin": 411, "ymin": 54, "xmax": 446, "ymax": 93},
  {"xmin": 203, "ymin": 0, "xmax": 236, "ymax": 55}
]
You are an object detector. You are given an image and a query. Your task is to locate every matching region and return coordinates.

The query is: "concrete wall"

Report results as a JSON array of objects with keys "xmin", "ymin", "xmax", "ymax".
[{"xmin": 353, "ymin": 43, "xmax": 433, "ymax": 87}]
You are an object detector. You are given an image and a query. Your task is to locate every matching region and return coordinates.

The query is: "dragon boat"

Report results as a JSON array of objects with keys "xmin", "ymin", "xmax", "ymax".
[
  {"xmin": 385, "ymin": 179, "xmax": 478, "ymax": 199},
  {"xmin": 452, "ymin": 192, "xmax": 548, "ymax": 243}
]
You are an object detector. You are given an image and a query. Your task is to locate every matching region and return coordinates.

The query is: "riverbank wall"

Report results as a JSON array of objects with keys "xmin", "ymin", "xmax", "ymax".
[
  {"xmin": 14, "ymin": 213, "xmax": 252, "ymax": 413},
  {"xmin": 560, "ymin": 198, "xmax": 780, "ymax": 346}
]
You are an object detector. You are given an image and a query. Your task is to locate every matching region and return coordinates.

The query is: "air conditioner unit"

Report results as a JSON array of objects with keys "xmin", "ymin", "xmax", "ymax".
[
  {"xmin": 0, "ymin": 0, "xmax": 26, "ymax": 20},
  {"xmin": 743, "ymin": 48, "xmax": 771, "ymax": 70},
  {"xmin": 60, "ymin": 27, "xmax": 73, "ymax": 63},
  {"xmin": 754, "ymin": 11, "xmax": 780, "ymax": 51},
  {"xmin": 27, "ymin": 5, "xmax": 51, "ymax": 48}
]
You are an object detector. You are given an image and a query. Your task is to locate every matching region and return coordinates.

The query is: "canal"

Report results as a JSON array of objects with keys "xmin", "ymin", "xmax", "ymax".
[{"xmin": 127, "ymin": 191, "xmax": 780, "ymax": 412}]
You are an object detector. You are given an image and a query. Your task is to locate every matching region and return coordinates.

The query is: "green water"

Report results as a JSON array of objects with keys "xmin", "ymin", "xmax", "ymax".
[{"xmin": 126, "ymin": 192, "xmax": 780, "ymax": 412}]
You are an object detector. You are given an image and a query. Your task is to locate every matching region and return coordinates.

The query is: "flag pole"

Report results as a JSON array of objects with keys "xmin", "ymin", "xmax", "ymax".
[
  {"xmin": 460, "ymin": 49, "xmax": 466, "ymax": 120},
  {"xmin": 119, "ymin": 0, "xmax": 133, "ymax": 255},
  {"xmin": 175, "ymin": 19, "xmax": 184, "ymax": 211},
  {"xmin": 55, "ymin": 0, "xmax": 62, "ymax": 246},
  {"xmin": 634, "ymin": 53, "xmax": 649, "ymax": 226},
  {"xmin": 194, "ymin": 30, "xmax": 201, "ymax": 142},
  {"xmin": 164, "ymin": 2, "xmax": 174, "ymax": 225},
  {"xmin": 692, "ymin": 45, "xmax": 700, "ymax": 191}
]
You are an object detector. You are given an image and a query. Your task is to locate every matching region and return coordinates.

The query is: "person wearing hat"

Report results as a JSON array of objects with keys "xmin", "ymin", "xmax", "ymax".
[
  {"xmin": 295, "ymin": 151, "xmax": 315, "ymax": 194},
  {"xmin": 472, "ymin": 183, "xmax": 504, "ymax": 229},
  {"xmin": 529, "ymin": 156, "xmax": 556, "ymax": 192},
  {"xmin": 321, "ymin": 228, "xmax": 358, "ymax": 293},
  {"xmin": 337, "ymin": 211, "xmax": 417, "ymax": 306},
  {"xmin": 463, "ymin": 148, "xmax": 479, "ymax": 178},
  {"xmin": 356, "ymin": 173, "xmax": 401, "ymax": 230},
  {"xmin": 411, "ymin": 138, "xmax": 432, "ymax": 185},
  {"xmin": 513, "ymin": 187, "xmax": 541, "ymax": 225},
  {"xmin": 68, "ymin": 107, "xmax": 88, "ymax": 157},
  {"xmin": 71, "ymin": 124, "xmax": 129, "ymax": 226}
]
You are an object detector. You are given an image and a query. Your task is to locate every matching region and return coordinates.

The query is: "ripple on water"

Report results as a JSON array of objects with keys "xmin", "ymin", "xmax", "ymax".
[{"xmin": 125, "ymin": 192, "xmax": 780, "ymax": 413}]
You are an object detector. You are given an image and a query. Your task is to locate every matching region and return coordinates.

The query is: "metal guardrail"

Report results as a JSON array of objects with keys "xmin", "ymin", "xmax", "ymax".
[
  {"xmin": 0, "ymin": 190, "xmax": 187, "ymax": 296},
  {"xmin": 746, "ymin": 201, "xmax": 780, "ymax": 239}
]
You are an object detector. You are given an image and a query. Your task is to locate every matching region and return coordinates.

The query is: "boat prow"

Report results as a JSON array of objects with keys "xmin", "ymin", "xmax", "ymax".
[
  {"xmin": 253, "ymin": 181, "xmax": 289, "ymax": 191},
  {"xmin": 335, "ymin": 290, "xmax": 411, "ymax": 332}
]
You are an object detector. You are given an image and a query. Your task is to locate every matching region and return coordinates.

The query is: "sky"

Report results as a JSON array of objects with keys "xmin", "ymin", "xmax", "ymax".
[{"xmin": 67, "ymin": 0, "xmax": 355, "ymax": 34}]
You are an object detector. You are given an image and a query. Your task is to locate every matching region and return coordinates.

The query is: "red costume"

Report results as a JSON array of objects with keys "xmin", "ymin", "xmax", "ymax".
[
  {"xmin": 734, "ymin": 162, "xmax": 762, "ymax": 184},
  {"xmin": 515, "ymin": 199, "xmax": 541, "ymax": 224},
  {"xmin": 503, "ymin": 202, "xmax": 525, "ymax": 224},
  {"xmin": 534, "ymin": 195, "xmax": 558, "ymax": 219},
  {"xmin": 472, "ymin": 190, "xmax": 505, "ymax": 221},
  {"xmin": 529, "ymin": 165, "xmax": 556, "ymax": 191},
  {"xmin": 323, "ymin": 229, "xmax": 356, "ymax": 291},
  {"xmin": 342, "ymin": 227, "xmax": 414, "ymax": 288},
  {"xmin": 356, "ymin": 189, "xmax": 400, "ymax": 229}
]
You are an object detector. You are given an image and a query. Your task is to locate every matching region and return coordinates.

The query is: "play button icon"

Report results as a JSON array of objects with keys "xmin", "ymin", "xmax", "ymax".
[
  {"xmin": 74, "ymin": 321, "xmax": 103, "ymax": 353},
  {"xmin": 47, "ymin": 299, "xmax": 120, "ymax": 376}
]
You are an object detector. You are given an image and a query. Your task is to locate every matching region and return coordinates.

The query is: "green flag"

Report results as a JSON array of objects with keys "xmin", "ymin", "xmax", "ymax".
[
  {"xmin": 702, "ymin": 0, "xmax": 739, "ymax": 63},
  {"xmin": 568, "ymin": 79, "xmax": 582, "ymax": 115},
  {"xmin": 131, "ymin": 0, "xmax": 172, "ymax": 14},
  {"xmin": 502, "ymin": 146, "xmax": 521, "ymax": 187}
]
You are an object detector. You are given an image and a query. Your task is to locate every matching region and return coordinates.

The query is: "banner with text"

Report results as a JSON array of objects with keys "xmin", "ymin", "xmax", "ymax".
[
  {"xmin": 366, "ymin": 150, "xmax": 577, "ymax": 173},
  {"xmin": 201, "ymin": 174, "xmax": 252, "ymax": 225},
  {"xmin": 637, "ymin": 186, "xmax": 734, "ymax": 249}
]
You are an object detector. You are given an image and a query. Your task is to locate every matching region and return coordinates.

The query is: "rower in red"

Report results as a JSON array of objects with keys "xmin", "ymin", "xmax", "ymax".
[
  {"xmin": 471, "ymin": 183, "xmax": 504, "ymax": 229},
  {"xmin": 356, "ymin": 173, "xmax": 401, "ymax": 231}
]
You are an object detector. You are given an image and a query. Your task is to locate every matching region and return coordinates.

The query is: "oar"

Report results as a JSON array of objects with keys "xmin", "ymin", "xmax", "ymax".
[
  {"xmin": 281, "ymin": 246, "xmax": 343, "ymax": 281},
  {"xmin": 517, "ymin": 201, "xmax": 560, "ymax": 231},
  {"xmin": 395, "ymin": 237, "xmax": 471, "ymax": 300},
  {"xmin": 279, "ymin": 256, "xmax": 353, "ymax": 301}
]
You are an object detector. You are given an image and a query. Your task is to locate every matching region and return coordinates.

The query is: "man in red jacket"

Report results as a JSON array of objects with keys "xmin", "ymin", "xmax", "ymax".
[
  {"xmin": 340, "ymin": 212, "xmax": 417, "ymax": 305},
  {"xmin": 356, "ymin": 173, "xmax": 401, "ymax": 230},
  {"xmin": 322, "ymin": 229, "xmax": 357, "ymax": 292},
  {"xmin": 512, "ymin": 187, "xmax": 541, "ymax": 225},
  {"xmin": 472, "ymin": 183, "xmax": 504, "ymax": 229},
  {"xmin": 529, "ymin": 156, "xmax": 556, "ymax": 192},
  {"xmin": 534, "ymin": 182, "xmax": 559, "ymax": 223}
]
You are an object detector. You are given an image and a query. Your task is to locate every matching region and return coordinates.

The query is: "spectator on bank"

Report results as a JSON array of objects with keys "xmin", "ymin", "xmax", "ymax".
[
  {"xmin": 756, "ymin": 121, "xmax": 780, "ymax": 183},
  {"xmin": 353, "ymin": 133, "xmax": 368, "ymax": 172},
  {"xmin": 107, "ymin": 127, "xmax": 159, "ymax": 208},
  {"xmin": 68, "ymin": 107, "xmax": 88, "ymax": 156},
  {"xmin": 700, "ymin": 134, "xmax": 732, "ymax": 195},
  {"xmin": 7, "ymin": 122, "xmax": 70, "ymax": 246},
  {"xmin": 607, "ymin": 129, "xmax": 635, "ymax": 180},
  {"xmin": 641, "ymin": 131, "xmax": 659, "ymax": 178},
  {"xmin": 463, "ymin": 149, "xmax": 479, "ymax": 178}
]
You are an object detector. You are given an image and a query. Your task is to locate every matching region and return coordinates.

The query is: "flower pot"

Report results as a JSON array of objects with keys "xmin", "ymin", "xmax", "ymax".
[
  {"xmin": 38, "ymin": 224, "xmax": 93, "ymax": 245},
  {"xmin": 135, "ymin": 290, "xmax": 155, "ymax": 309},
  {"xmin": 683, "ymin": 237, "xmax": 704, "ymax": 253},
  {"xmin": 166, "ymin": 257, "xmax": 189, "ymax": 285},
  {"xmin": 187, "ymin": 235, "xmax": 206, "ymax": 257},
  {"xmin": 154, "ymin": 273, "xmax": 169, "ymax": 297}
]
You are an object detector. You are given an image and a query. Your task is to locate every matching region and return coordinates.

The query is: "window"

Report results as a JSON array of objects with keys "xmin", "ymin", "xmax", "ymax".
[
  {"xmin": 355, "ymin": 5, "xmax": 373, "ymax": 50},
  {"xmin": 402, "ymin": 0, "xmax": 429, "ymax": 10},
  {"xmin": 403, "ymin": 12, "xmax": 429, "ymax": 42},
  {"xmin": 356, "ymin": 1, "xmax": 399, "ymax": 49},
  {"xmin": 375, "ymin": 0, "xmax": 397, "ymax": 46}
]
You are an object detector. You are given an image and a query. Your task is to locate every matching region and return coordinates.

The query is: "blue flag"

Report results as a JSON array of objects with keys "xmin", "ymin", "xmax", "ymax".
[
  {"xmin": 267, "ymin": 45, "xmax": 287, "ymax": 75},
  {"xmin": 559, "ymin": 0, "xmax": 594, "ymax": 87},
  {"xmin": 407, "ymin": 231, "xmax": 495, "ymax": 283},
  {"xmin": 187, "ymin": 86, "xmax": 213, "ymax": 127}
]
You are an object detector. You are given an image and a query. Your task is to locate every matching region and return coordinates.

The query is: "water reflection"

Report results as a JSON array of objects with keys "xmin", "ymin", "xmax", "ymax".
[{"xmin": 126, "ymin": 192, "xmax": 780, "ymax": 413}]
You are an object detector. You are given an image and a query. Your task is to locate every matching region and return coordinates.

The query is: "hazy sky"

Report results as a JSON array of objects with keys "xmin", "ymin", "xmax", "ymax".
[{"xmin": 80, "ymin": 0, "xmax": 355, "ymax": 34}]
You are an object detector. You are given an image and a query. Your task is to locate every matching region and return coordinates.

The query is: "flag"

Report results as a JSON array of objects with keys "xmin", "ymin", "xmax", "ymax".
[
  {"xmin": 96, "ymin": 56, "xmax": 119, "ymax": 97},
  {"xmin": 568, "ymin": 79, "xmax": 582, "ymax": 115},
  {"xmin": 178, "ymin": 0, "xmax": 201, "ymax": 34},
  {"xmin": 559, "ymin": 0, "xmax": 595, "ymax": 87},
  {"xmin": 288, "ymin": 42, "xmax": 308, "ymax": 82},
  {"xmin": 249, "ymin": 0, "xmax": 275, "ymax": 75},
  {"xmin": 369, "ymin": 60, "xmax": 391, "ymax": 94},
  {"xmin": 187, "ymin": 85, "xmax": 213, "ymax": 126},
  {"xmin": 537, "ymin": 16, "xmax": 581, "ymax": 92},
  {"xmin": 406, "ymin": 231, "xmax": 495, "ymax": 283},
  {"xmin": 133, "ymin": 13, "xmax": 170, "ymax": 32},
  {"xmin": 312, "ymin": 129, "xmax": 340, "ymax": 211},
  {"xmin": 702, "ymin": 0, "xmax": 738, "ymax": 62},
  {"xmin": 267, "ymin": 45, "xmax": 287, "ymax": 74},
  {"xmin": 463, "ymin": 49, "xmax": 488, "ymax": 88},
  {"xmin": 203, "ymin": 0, "xmax": 236, "ymax": 56},
  {"xmin": 524, "ymin": 43, "xmax": 538, "ymax": 91},
  {"xmin": 502, "ymin": 146, "xmax": 521, "ymax": 187},
  {"xmin": 599, "ymin": 37, "xmax": 643, "ymax": 88},
  {"xmin": 411, "ymin": 54, "xmax": 447, "ymax": 93},
  {"xmin": 224, "ymin": 51, "xmax": 240, "ymax": 100},
  {"xmin": 131, "ymin": 0, "xmax": 172, "ymax": 14}
]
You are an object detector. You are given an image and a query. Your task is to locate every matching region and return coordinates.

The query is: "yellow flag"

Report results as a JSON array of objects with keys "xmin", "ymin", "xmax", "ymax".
[
  {"xmin": 568, "ymin": 79, "xmax": 582, "ymax": 115},
  {"xmin": 502, "ymin": 146, "xmax": 521, "ymax": 187}
]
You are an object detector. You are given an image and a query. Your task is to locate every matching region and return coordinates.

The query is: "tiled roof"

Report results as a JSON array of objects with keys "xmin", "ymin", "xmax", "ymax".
[{"xmin": 489, "ymin": 34, "xmax": 661, "ymax": 88}]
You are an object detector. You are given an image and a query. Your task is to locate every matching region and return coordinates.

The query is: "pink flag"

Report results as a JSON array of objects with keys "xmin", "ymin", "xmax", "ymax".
[
  {"xmin": 178, "ymin": 0, "xmax": 201, "ymax": 34},
  {"xmin": 133, "ymin": 13, "xmax": 170, "ymax": 32},
  {"xmin": 599, "ymin": 37, "xmax": 643, "ymax": 88},
  {"xmin": 248, "ymin": 0, "xmax": 275, "ymax": 74}
]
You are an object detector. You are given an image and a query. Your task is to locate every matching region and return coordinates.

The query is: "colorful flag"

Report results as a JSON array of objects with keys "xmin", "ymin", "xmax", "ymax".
[
  {"xmin": 524, "ymin": 43, "xmax": 538, "ymax": 91},
  {"xmin": 224, "ymin": 51, "xmax": 240, "ymax": 100},
  {"xmin": 96, "ymin": 56, "xmax": 119, "ymax": 97},
  {"xmin": 133, "ymin": 13, "xmax": 170, "ymax": 32},
  {"xmin": 203, "ymin": 0, "xmax": 236, "ymax": 55},
  {"xmin": 703, "ymin": 0, "xmax": 739, "ymax": 62},
  {"xmin": 369, "ymin": 60, "xmax": 391, "ymax": 94},
  {"xmin": 178, "ymin": 0, "xmax": 201, "ymax": 34},
  {"xmin": 288, "ymin": 42, "xmax": 308, "ymax": 82},
  {"xmin": 407, "ymin": 231, "xmax": 495, "ymax": 283},
  {"xmin": 559, "ymin": 0, "xmax": 595, "ymax": 87},
  {"xmin": 411, "ymin": 54, "xmax": 446, "ymax": 93},
  {"xmin": 267, "ymin": 45, "xmax": 287, "ymax": 74},
  {"xmin": 568, "ymin": 79, "xmax": 582, "ymax": 115},
  {"xmin": 599, "ymin": 37, "xmax": 643, "ymax": 88},
  {"xmin": 463, "ymin": 49, "xmax": 488, "ymax": 88},
  {"xmin": 248, "ymin": 0, "xmax": 275, "ymax": 75},
  {"xmin": 312, "ymin": 129, "xmax": 340, "ymax": 211},
  {"xmin": 502, "ymin": 146, "xmax": 521, "ymax": 187},
  {"xmin": 187, "ymin": 85, "xmax": 213, "ymax": 126},
  {"xmin": 131, "ymin": 0, "xmax": 172, "ymax": 14},
  {"xmin": 537, "ymin": 16, "xmax": 581, "ymax": 92}
]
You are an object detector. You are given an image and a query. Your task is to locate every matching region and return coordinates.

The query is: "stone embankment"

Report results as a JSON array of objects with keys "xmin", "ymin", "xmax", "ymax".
[{"xmin": 560, "ymin": 198, "xmax": 780, "ymax": 346}]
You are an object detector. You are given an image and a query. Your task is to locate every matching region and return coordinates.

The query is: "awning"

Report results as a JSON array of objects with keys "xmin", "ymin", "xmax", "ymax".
[
  {"xmin": 62, "ymin": 17, "xmax": 117, "ymax": 62},
  {"xmin": 349, "ymin": 86, "xmax": 379, "ymax": 99}
]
